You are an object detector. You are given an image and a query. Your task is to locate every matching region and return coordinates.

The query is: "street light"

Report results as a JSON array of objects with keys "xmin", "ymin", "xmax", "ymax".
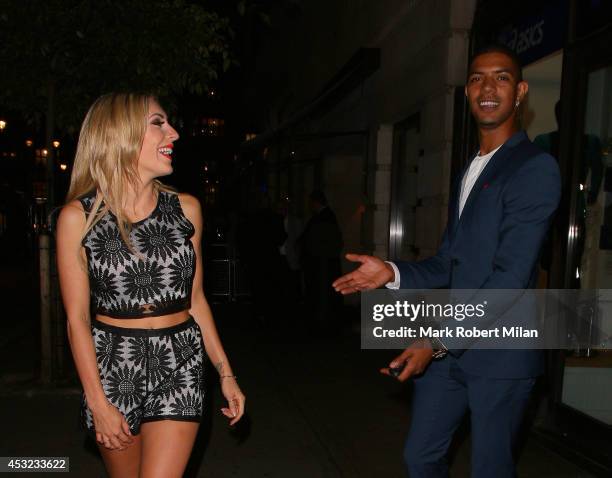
[
  {"xmin": 25, "ymin": 139, "xmax": 33, "ymax": 147},
  {"xmin": 52, "ymin": 140, "xmax": 60, "ymax": 148},
  {"xmin": 0, "ymin": 120, "xmax": 6, "ymax": 132},
  {"xmin": 59, "ymin": 163, "xmax": 67, "ymax": 171}
]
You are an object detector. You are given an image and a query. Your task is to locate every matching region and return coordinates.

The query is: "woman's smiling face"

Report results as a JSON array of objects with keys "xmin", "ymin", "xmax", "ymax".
[{"xmin": 137, "ymin": 98, "xmax": 179, "ymax": 180}]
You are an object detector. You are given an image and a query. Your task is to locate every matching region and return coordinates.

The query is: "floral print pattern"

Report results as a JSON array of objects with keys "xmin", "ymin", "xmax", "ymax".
[
  {"xmin": 79, "ymin": 191, "xmax": 196, "ymax": 318},
  {"xmin": 120, "ymin": 261, "xmax": 165, "ymax": 302},
  {"xmin": 81, "ymin": 319, "xmax": 206, "ymax": 435},
  {"xmin": 89, "ymin": 224, "xmax": 131, "ymax": 270},
  {"xmin": 135, "ymin": 223, "xmax": 180, "ymax": 262}
]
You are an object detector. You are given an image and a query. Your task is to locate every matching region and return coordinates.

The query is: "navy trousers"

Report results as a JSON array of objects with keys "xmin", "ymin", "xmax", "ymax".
[{"xmin": 403, "ymin": 358, "xmax": 535, "ymax": 478}]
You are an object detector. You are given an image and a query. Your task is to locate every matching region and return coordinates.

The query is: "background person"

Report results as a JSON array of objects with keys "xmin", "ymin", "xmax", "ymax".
[
  {"xmin": 238, "ymin": 193, "xmax": 286, "ymax": 324},
  {"xmin": 299, "ymin": 189, "xmax": 343, "ymax": 334}
]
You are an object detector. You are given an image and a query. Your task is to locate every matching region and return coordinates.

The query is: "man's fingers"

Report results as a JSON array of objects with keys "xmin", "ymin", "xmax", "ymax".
[
  {"xmin": 380, "ymin": 364, "xmax": 412, "ymax": 382},
  {"xmin": 333, "ymin": 272, "xmax": 375, "ymax": 293},
  {"xmin": 333, "ymin": 279, "xmax": 357, "ymax": 292},
  {"xmin": 332, "ymin": 273, "xmax": 354, "ymax": 289},
  {"xmin": 345, "ymin": 253, "xmax": 367, "ymax": 263},
  {"xmin": 333, "ymin": 274, "xmax": 366, "ymax": 294},
  {"xmin": 389, "ymin": 349, "xmax": 412, "ymax": 369},
  {"xmin": 397, "ymin": 369, "xmax": 412, "ymax": 382},
  {"xmin": 335, "ymin": 282, "xmax": 364, "ymax": 295},
  {"xmin": 399, "ymin": 362, "xmax": 420, "ymax": 381}
]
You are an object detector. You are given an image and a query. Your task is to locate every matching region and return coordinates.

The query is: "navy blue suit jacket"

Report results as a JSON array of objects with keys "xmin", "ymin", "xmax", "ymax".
[{"xmin": 396, "ymin": 131, "xmax": 561, "ymax": 378}]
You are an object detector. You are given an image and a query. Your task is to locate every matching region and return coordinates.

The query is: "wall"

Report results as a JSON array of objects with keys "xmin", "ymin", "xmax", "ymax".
[{"xmin": 250, "ymin": 0, "xmax": 477, "ymax": 277}]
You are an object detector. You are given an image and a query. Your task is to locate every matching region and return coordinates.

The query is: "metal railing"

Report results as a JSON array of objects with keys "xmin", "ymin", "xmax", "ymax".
[{"xmin": 206, "ymin": 243, "xmax": 251, "ymax": 303}]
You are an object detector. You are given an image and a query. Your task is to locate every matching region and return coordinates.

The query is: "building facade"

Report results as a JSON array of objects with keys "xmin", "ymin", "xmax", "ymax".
[
  {"xmin": 245, "ymin": 0, "xmax": 476, "ymax": 284},
  {"xmin": 246, "ymin": 0, "xmax": 612, "ymax": 472}
]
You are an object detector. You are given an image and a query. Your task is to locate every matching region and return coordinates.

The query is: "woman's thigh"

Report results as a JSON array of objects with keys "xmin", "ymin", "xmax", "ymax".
[
  {"xmin": 98, "ymin": 433, "xmax": 142, "ymax": 478},
  {"xmin": 139, "ymin": 420, "xmax": 200, "ymax": 478}
]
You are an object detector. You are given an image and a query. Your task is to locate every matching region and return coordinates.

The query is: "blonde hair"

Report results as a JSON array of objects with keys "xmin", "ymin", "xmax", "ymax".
[{"xmin": 65, "ymin": 92, "xmax": 173, "ymax": 247}]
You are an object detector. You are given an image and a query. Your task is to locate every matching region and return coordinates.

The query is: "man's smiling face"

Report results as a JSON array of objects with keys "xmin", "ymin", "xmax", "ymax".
[{"xmin": 465, "ymin": 51, "xmax": 528, "ymax": 130}]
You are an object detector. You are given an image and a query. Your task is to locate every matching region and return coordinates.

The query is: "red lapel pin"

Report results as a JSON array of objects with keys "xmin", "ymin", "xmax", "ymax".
[{"xmin": 483, "ymin": 182, "xmax": 490, "ymax": 189}]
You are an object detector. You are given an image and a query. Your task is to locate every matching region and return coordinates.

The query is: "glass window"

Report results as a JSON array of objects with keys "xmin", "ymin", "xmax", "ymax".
[{"xmin": 562, "ymin": 64, "xmax": 612, "ymax": 426}]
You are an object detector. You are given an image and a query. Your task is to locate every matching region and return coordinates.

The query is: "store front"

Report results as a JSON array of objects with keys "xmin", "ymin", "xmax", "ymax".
[{"xmin": 468, "ymin": 0, "xmax": 612, "ymax": 473}]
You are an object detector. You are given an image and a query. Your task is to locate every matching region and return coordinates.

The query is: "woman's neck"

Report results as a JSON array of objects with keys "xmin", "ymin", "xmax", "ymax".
[{"xmin": 124, "ymin": 182, "xmax": 157, "ymax": 220}]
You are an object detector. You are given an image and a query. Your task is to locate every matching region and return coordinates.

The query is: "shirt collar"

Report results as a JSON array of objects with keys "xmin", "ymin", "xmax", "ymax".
[{"xmin": 475, "ymin": 144, "xmax": 503, "ymax": 161}]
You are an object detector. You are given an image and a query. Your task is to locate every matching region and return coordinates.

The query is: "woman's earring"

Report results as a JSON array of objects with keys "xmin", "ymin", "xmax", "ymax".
[{"xmin": 515, "ymin": 99, "xmax": 520, "ymax": 108}]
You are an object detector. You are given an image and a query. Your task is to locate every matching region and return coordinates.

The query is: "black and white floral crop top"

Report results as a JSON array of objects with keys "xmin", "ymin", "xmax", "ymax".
[{"xmin": 79, "ymin": 190, "xmax": 196, "ymax": 319}]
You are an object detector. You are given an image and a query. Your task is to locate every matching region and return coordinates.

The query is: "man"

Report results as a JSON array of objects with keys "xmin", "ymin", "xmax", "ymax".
[
  {"xmin": 239, "ymin": 194, "xmax": 287, "ymax": 322},
  {"xmin": 277, "ymin": 198, "xmax": 304, "ymax": 306},
  {"xmin": 333, "ymin": 45, "xmax": 561, "ymax": 477},
  {"xmin": 299, "ymin": 190, "xmax": 343, "ymax": 333}
]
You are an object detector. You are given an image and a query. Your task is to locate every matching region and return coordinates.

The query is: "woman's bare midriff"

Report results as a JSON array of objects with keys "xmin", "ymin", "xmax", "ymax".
[{"xmin": 95, "ymin": 310, "xmax": 191, "ymax": 329}]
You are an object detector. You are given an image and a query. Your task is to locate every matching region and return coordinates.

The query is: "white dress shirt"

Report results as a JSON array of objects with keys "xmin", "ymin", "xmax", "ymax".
[{"xmin": 385, "ymin": 145, "xmax": 502, "ymax": 289}]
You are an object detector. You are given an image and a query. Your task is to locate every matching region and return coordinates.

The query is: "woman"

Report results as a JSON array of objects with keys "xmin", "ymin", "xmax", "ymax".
[{"xmin": 56, "ymin": 93, "xmax": 245, "ymax": 477}]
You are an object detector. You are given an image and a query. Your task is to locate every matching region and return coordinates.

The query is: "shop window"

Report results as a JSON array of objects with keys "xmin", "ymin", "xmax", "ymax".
[
  {"xmin": 561, "ymin": 64, "xmax": 612, "ymax": 426},
  {"xmin": 523, "ymin": 50, "xmax": 563, "ymax": 287}
]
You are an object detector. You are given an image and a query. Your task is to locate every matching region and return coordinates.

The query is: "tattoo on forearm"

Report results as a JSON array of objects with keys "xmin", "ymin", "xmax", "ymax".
[{"xmin": 215, "ymin": 361, "xmax": 225, "ymax": 375}]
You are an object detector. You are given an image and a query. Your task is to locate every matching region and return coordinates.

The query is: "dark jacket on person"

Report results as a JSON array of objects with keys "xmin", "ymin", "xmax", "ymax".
[{"xmin": 299, "ymin": 207, "xmax": 343, "ymax": 261}]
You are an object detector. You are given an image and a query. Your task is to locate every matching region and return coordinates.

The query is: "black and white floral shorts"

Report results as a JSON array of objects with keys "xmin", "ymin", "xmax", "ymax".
[{"xmin": 81, "ymin": 317, "xmax": 206, "ymax": 435}]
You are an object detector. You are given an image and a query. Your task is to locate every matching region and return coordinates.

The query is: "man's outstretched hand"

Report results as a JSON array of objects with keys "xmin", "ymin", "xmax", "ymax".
[{"xmin": 332, "ymin": 253, "xmax": 395, "ymax": 295}]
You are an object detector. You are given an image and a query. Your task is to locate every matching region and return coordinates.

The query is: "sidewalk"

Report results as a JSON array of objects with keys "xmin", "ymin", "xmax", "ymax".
[{"xmin": 0, "ymin": 303, "xmax": 596, "ymax": 477}]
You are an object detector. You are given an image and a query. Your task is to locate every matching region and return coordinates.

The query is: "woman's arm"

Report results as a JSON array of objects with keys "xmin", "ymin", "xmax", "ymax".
[
  {"xmin": 180, "ymin": 193, "xmax": 245, "ymax": 425},
  {"xmin": 56, "ymin": 201, "xmax": 132, "ymax": 449}
]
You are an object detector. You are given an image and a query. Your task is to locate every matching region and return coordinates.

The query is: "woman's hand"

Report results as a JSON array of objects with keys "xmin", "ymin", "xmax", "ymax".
[
  {"xmin": 91, "ymin": 401, "xmax": 133, "ymax": 450},
  {"xmin": 220, "ymin": 377, "xmax": 245, "ymax": 426}
]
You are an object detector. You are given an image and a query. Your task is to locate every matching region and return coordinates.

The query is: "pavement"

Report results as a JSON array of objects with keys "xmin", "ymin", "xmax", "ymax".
[{"xmin": 0, "ymin": 295, "xmax": 598, "ymax": 477}]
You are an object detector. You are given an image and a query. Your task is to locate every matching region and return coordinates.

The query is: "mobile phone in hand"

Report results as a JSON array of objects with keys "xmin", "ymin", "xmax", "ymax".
[{"xmin": 389, "ymin": 361, "xmax": 407, "ymax": 378}]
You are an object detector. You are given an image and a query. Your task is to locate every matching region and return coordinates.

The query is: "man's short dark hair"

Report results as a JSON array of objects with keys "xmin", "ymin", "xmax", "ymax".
[
  {"xmin": 469, "ymin": 44, "xmax": 523, "ymax": 82},
  {"xmin": 309, "ymin": 189, "xmax": 328, "ymax": 206}
]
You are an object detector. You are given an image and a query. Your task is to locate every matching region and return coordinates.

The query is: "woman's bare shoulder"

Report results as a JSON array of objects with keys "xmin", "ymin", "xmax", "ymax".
[
  {"xmin": 177, "ymin": 193, "xmax": 202, "ymax": 219},
  {"xmin": 57, "ymin": 200, "xmax": 86, "ymax": 231}
]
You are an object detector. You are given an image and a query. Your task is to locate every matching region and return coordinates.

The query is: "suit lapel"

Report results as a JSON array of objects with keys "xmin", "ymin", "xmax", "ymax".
[
  {"xmin": 449, "ymin": 161, "xmax": 472, "ymax": 236},
  {"xmin": 453, "ymin": 131, "xmax": 528, "ymax": 234}
]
